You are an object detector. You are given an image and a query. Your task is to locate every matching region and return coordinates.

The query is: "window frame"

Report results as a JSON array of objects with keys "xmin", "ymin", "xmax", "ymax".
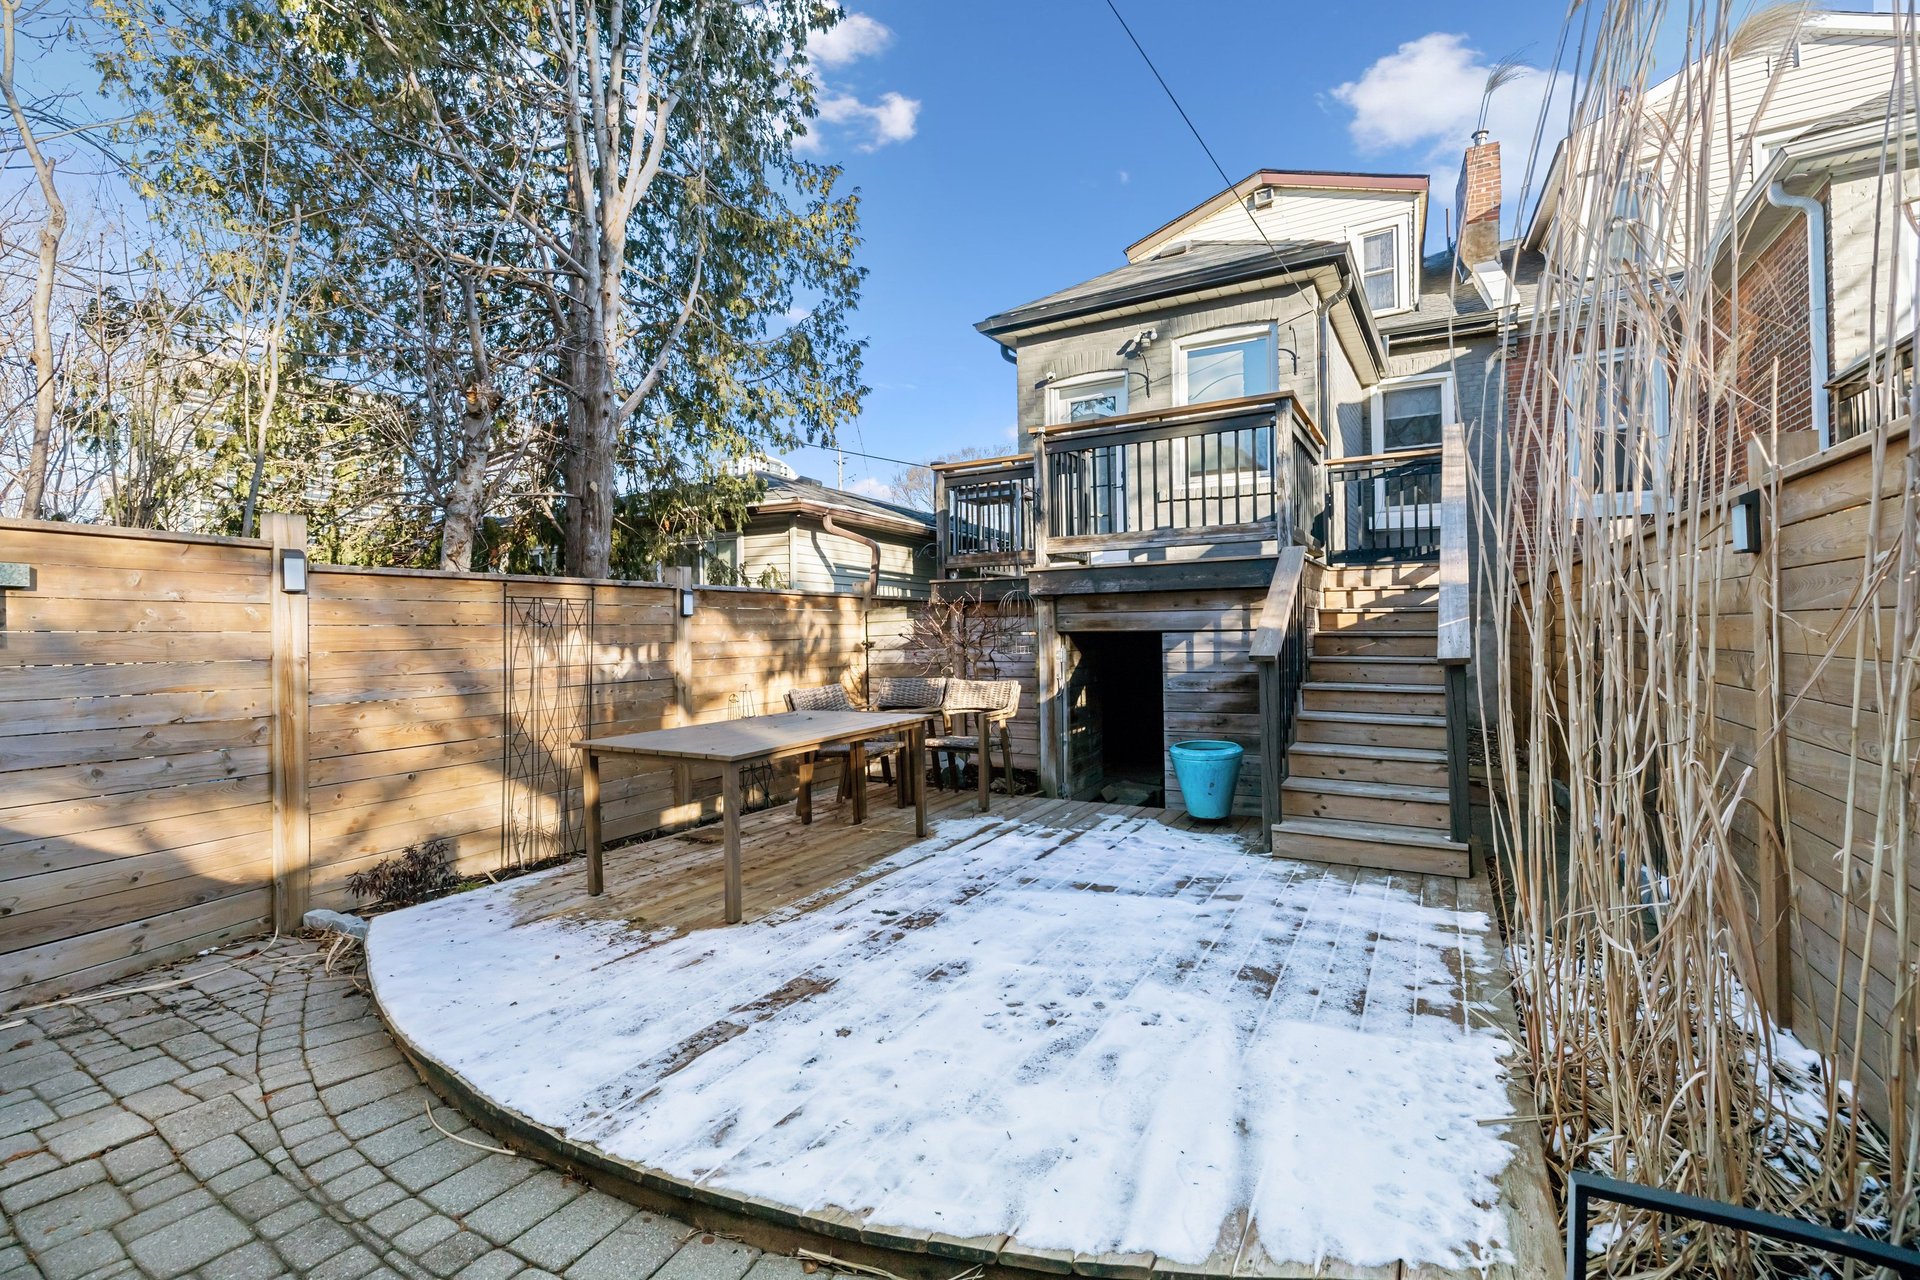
[
  {"xmin": 1566, "ymin": 346, "xmax": 1674, "ymax": 518},
  {"xmin": 1350, "ymin": 216, "xmax": 1410, "ymax": 317},
  {"xmin": 1170, "ymin": 323, "xmax": 1280, "ymax": 504},
  {"xmin": 1045, "ymin": 370, "xmax": 1129, "ymax": 426},
  {"xmin": 1366, "ymin": 372, "xmax": 1454, "ymax": 530}
]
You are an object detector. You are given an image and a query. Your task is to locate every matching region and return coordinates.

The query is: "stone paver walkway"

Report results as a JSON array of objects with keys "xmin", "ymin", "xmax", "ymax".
[{"xmin": 0, "ymin": 938, "xmax": 799, "ymax": 1280}]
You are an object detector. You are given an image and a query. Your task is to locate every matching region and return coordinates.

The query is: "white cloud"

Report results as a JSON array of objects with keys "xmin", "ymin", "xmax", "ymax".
[
  {"xmin": 1330, "ymin": 33, "xmax": 1572, "ymax": 224},
  {"xmin": 845, "ymin": 475, "xmax": 893, "ymax": 499},
  {"xmin": 807, "ymin": 13, "xmax": 892, "ymax": 68},
  {"xmin": 817, "ymin": 91, "xmax": 920, "ymax": 151}
]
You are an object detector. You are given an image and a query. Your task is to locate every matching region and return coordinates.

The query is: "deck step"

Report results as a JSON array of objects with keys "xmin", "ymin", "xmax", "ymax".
[
  {"xmin": 1280, "ymin": 775, "xmax": 1450, "ymax": 830},
  {"xmin": 1318, "ymin": 604, "xmax": 1439, "ymax": 633},
  {"xmin": 1311, "ymin": 629, "xmax": 1439, "ymax": 659},
  {"xmin": 1294, "ymin": 709, "xmax": 1447, "ymax": 750},
  {"xmin": 1323, "ymin": 561, "xmax": 1438, "ymax": 589},
  {"xmin": 1301, "ymin": 681, "xmax": 1446, "ymax": 716},
  {"xmin": 1317, "ymin": 586, "xmax": 1440, "ymax": 610},
  {"xmin": 1286, "ymin": 740, "xmax": 1448, "ymax": 786},
  {"xmin": 1270, "ymin": 816, "xmax": 1469, "ymax": 877},
  {"xmin": 1305, "ymin": 655, "xmax": 1443, "ymax": 685}
]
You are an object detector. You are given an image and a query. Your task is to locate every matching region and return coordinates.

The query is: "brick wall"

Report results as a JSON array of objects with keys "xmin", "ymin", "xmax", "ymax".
[{"xmin": 1705, "ymin": 220, "xmax": 1815, "ymax": 489}]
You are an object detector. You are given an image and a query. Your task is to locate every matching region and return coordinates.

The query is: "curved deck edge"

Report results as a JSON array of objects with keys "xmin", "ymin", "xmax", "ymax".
[{"xmin": 370, "ymin": 984, "xmax": 1139, "ymax": 1280}]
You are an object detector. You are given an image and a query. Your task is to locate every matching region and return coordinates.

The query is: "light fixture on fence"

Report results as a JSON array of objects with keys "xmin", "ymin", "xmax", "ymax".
[
  {"xmin": 1730, "ymin": 489, "xmax": 1762, "ymax": 554},
  {"xmin": 680, "ymin": 587, "xmax": 696, "ymax": 618},
  {"xmin": 279, "ymin": 548, "xmax": 308, "ymax": 593}
]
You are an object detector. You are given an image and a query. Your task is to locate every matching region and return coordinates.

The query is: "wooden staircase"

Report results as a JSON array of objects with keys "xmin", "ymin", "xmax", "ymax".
[{"xmin": 1270, "ymin": 560, "xmax": 1470, "ymax": 877}]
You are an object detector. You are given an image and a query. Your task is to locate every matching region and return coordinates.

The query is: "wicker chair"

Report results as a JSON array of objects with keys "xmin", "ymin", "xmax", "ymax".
[
  {"xmin": 870, "ymin": 676, "xmax": 947, "ymax": 711},
  {"xmin": 784, "ymin": 683, "xmax": 906, "ymax": 821},
  {"xmin": 926, "ymin": 678, "xmax": 1021, "ymax": 811}
]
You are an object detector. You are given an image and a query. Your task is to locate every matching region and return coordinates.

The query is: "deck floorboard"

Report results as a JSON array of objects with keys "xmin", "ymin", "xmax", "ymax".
[{"xmin": 368, "ymin": 778, "xmax": 1555, "ymax": 1280}]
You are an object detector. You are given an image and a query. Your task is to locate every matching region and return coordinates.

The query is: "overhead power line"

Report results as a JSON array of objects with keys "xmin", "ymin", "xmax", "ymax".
[{"xmin": 1100, "ymin": 0, "xmax": 1304, "ymax": 277}]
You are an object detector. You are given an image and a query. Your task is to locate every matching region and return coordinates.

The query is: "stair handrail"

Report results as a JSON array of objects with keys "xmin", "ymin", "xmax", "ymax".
[
  {"xmin": 1437, "ymin": 421, "xmax": 1471, "ymax": 846},
  {"xmin": 1252, "ymin": 546, "xmax": 1313, "ymax": 848}
]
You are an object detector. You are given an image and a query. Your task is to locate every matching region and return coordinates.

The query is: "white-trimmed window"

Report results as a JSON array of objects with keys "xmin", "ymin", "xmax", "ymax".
[
  {"xmin": 1352, "ymin": 219, "xmax": 1406, "ymax": 315},
  {"xmin": 1368, "ymin": 373, "xmax": 1453, "ymax": 528},
  {"xmin": 1046, "ymin": 371, "xmax": 1128, "ymax": 425},
  {"xmin": 1174, "ymin": 325, "xmax": 1277, "ymax": 488},
  {"xmin": 1567, "ymin": 347, "xmax": 1672, "ymax": 516},
  {"xmin": 1174, "ymin": 324, "xmax": 1276, "ymax": 406}
]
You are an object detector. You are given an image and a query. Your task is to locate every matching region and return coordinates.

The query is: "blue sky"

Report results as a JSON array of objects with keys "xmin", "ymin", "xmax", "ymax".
[{"xmin": 783, "ymin": 0, "xmax": 1579, "ymax": 499}]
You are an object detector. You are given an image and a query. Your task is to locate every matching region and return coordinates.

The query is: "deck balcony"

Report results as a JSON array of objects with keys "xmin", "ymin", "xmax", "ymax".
[{"xmin": 934, "ymin": 393, "xmax": 1326, "ymax": 592}]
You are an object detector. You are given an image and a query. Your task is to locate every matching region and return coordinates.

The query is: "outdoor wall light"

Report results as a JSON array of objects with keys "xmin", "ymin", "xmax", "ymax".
[
  {"xmin": 680, "ymin": 587, "xmax": 696, "ymax": 618},
  {"xmin": 280, "ymin": 548, "xmax": 308, "ymax": 593},
  {"xmin": 1730, "ymin": 490, "xmax": 1762, "ymax": 554}
]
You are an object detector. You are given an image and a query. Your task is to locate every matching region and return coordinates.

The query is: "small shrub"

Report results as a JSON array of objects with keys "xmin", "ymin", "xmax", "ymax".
[{"xmin": 346, "ymin": 838, "xmax": 457, "ymax": 907}]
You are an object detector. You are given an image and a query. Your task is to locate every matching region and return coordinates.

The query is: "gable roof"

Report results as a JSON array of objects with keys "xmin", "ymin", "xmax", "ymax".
[
  {"xmin": 1125, "ymin": 170, "xmax": 1430, "ymax": 263},
  {"xmin": 751, "ymin": 473, "xmax": 934, "ymax": 537},
  {"xmin": 974, "ymin": 239, "xmax": 1351, "ymax": 339}
]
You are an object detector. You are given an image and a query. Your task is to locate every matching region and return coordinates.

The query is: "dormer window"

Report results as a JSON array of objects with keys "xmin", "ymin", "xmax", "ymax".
[{"xmin": 1352, "ymin": 219, "xmax": 1408, "ymax": 315}]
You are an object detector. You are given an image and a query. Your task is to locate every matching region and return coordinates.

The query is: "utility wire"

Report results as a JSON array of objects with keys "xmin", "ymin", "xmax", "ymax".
[{"xmin": 1100, "ymin": 0, "xmax": 1303, "ymax": 277}]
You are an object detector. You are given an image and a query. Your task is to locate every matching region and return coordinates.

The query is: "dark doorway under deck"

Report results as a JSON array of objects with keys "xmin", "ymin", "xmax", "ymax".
[{"xmin": 1065, "ymin": 629, "xmax": 1165, "ymax": 807}]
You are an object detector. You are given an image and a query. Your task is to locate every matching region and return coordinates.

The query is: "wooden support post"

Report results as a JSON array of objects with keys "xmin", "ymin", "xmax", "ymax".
[
  {"xmin": 1034, "ymin": 597, "xmax": 1062, "ymax": 797},
  {"xmin": 849, "ymin": 741, "xmax": 868, "ymax": 824},
  {"xmin": 911, "ymin": 725, "xmax": 929, "ymax": 837},
  {"xmin": 976, "ymin": 718, "xmax": 991, "ymax": 811},
  {"xmin": 721, "ymin": 763, "xmax": 743, "ymax": 923},
  {"xmin": 264, "ymin": 514, "xmax": 311, "ymax": 933},
  {"xmin": 584, "ymin": 749, "xmax": 603, "ymax": 896}
]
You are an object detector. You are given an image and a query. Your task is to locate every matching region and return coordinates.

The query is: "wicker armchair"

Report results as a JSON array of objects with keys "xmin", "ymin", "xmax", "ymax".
[
  {"xmin": 870, "ymin": 676, "xmax": 947, "ymax": 711},
  {"xmin": 926, "ymin": 678, "xmax": 1021, "ymax": 811},
  {"xmin": 784, "ymin": 683, "xmax": 906, "ymax": 821}
]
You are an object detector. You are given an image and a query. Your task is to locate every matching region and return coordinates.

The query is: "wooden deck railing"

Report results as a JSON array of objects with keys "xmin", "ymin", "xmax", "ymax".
[
  {"xmin": 933, "ymin": 455, "xmax": 1034, "ymax": 573},
  {"xmin": 1031, "ymin": 393, "xmax": 1324, "ymax": 561},
  {"xmin": 1436, "ymin": 421, "xmax": 1472, "ymax": 847},
  {"xmin": 1323, "ymin": 445, "xmax": 1444, "ymax": 564},
  {"xmin": 1250, "ymin": 545, "xmax": 1318, "ymax": 848},
  {"xmin": 1828, "ymin": 336, "xmax": 1913, "ymax": 444}
]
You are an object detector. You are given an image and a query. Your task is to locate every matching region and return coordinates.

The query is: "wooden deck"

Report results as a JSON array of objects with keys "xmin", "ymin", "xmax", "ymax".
[
  {"xmin": 511, "ymin": 784, "xmax": 1266, "ymax": 934},
  {"xmin": 368, "ymin": 781, "xmax": 1557, "ymax": 1280}
]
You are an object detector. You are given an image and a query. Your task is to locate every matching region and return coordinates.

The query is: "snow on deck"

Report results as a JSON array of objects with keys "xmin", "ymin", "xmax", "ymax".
[{"xmin": 369, "ymin": 808, "xmax": 1522, "ymax": 1272}]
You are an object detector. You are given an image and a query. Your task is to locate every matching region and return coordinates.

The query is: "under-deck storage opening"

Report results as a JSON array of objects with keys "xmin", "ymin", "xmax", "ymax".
[{"xmin": 1063, "ymin": 629, "xmax": 1165, "ymax": 806}]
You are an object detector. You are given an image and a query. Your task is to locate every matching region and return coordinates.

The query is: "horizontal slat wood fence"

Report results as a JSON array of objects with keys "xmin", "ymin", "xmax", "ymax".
[
  {"xmin": 0, "ymin": 520, "xmax": 1022, "ymax": 1009},
  {"xmin": 1516, "ymin": 424, "xmax": 1918, "ymax": 1125}
]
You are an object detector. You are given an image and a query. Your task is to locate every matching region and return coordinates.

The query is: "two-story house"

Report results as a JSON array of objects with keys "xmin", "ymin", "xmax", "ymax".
[{"xmin": 944, "ymin": 171, "xmax": 1477, "ymax": 875}]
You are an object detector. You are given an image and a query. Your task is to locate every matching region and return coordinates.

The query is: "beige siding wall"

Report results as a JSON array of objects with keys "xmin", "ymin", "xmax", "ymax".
[
  {"xmin": 1826, "ymin": 169, "xmax": 1915, "ymax": 378},
  {"xmin": 1011, "ymin": 283, "xmax": 1324, "ymax": 442},
  {"xmin": 1136, "ymin": 188, "xmax": 1421, "ymax": 282},
  {"xmin": 733, "ymin": 517, "xmax": 933, "ymax": 599}
]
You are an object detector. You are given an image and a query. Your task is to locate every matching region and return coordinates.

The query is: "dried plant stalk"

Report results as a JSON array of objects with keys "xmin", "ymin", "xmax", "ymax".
[{"xmin": 1472, "ymin": 3, "xmax": 1920, "ymax": 1275}]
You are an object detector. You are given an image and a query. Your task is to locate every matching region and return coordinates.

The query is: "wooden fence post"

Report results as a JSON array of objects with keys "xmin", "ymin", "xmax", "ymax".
[
  {"xmin": 264, "ymin": 514, "xmax": 311, "ymax": 932},
  {"xmin": 1745, "ymin": 446, "xmax": 1793, "ymax": 1027},
  {"xmin": 669, "ymin": 566, "xmax": 694, "ymax": 825}
]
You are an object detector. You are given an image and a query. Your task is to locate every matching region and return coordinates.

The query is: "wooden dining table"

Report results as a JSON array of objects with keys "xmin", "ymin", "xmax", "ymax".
[{"xmin": 577, "ymin": 709, "xmax": 934, "ymax": 924}]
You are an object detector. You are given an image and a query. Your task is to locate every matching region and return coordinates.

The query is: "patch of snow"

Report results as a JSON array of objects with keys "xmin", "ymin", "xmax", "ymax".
[{"xmin": 369, "ymin": 813, "xmax": 1519, "ymax": 1270}]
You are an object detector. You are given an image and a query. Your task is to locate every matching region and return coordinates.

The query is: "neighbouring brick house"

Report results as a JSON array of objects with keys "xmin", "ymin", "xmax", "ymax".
[{"xmin": 1495, "ymin": 12, "xmax": 1913, "ymax": 534}]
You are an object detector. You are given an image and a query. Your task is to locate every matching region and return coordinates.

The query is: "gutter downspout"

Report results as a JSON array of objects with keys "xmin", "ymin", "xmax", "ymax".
[
  {"xmin": 1764, "ymin": 182, "xmax": 1831, "ymax": 443},
  {"xmin": 1315, "ymin": 277, "xmax": 1355, "ymax": 453}
]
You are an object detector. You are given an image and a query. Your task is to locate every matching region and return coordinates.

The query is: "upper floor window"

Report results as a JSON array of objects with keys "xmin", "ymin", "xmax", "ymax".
[
  {"xmin": 1175, "ymin": 325, "xmax": 1276, "ymax": 406},
  {"xmin": 1354, "ymin": 221, "xmax": 1405, "ymax": 314},
  {"xmin": 1567, "ymin": 347, "xmax": 1672, "ymax": 516},
  {"xmin": 1047, "ymin": 372, "xmax": 1128, "ymax": 424},
  {"xmin": 1372, "ymin": 373, "xmax": 1453, "ymax": 454}
]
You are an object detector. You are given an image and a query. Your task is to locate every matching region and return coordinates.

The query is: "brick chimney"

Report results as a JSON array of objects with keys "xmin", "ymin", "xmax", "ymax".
[{"xmin": 1454, "ymin": 129, "xmax": 1502, "ymax": 266}]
